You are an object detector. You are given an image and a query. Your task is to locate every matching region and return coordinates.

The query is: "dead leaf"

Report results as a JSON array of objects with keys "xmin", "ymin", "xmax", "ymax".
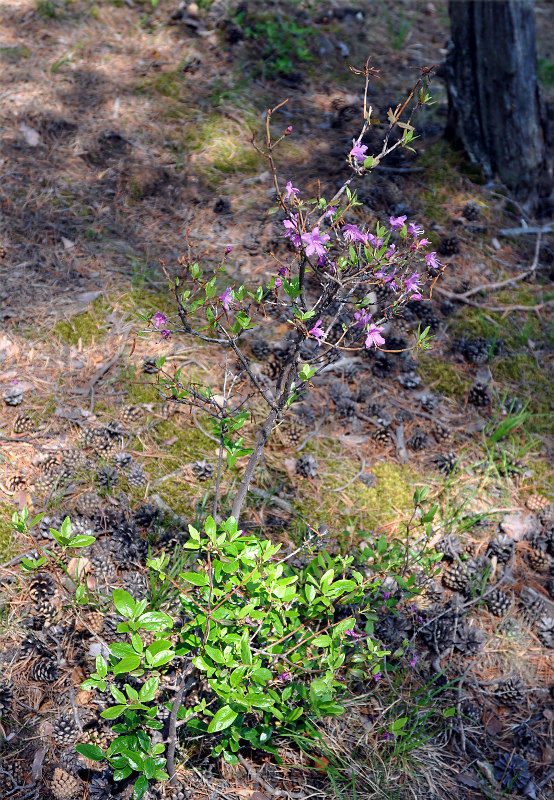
[
  {"xmin": 499, "ymin": 512, "xmax": 539, "ymax": 541},
  {"xmin": 61, "ymin": 237, "xmax": 76, "ymax": 250},
  {"xmin": 456, "ymin": 772, "xmax": 480, "ymax": 788},
  {"xmin": 20, "ymin": 122, "xmax": 40, "ymax": 147}
]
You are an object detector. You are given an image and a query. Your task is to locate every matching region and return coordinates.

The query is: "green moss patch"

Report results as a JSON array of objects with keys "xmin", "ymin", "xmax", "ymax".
[
  {"xmin": 0, "ymin": 505, "xmax": 14, "ymax": 561},
  {"xmin": 417, "ymin": 355, "xmax": 471, "ymax": 398},
  {"xmin": 54, "ymin": 297, "xmax": 111, "ymax": 346}
]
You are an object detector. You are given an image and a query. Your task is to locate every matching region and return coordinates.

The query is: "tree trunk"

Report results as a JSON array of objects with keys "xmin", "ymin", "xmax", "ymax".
[{"xmin": 444, "ymin": 0, "xmax": 553, "ymax": 212}]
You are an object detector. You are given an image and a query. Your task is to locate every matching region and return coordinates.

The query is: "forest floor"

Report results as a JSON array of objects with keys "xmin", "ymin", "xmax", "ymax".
[{"xmin": 1, "ymin": 1, "xmax": 554, "ymax": 799}]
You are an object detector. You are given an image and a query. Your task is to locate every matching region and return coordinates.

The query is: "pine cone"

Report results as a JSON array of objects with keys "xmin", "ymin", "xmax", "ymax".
[
  {"xmin": 251, "ymin": 338, "xmax": 272, "ymax": 360},
  {"xmin": 75, "ymin": 492, "xmax": 103, "ymax": 517},
  {"xmin": 13, "ymin": 412, "xmax": 36, "ymax": 433},
  {"xmin": 0, "ymin": 681, "xmax": 14, "ymax": 713},
  {"xmin": 120, "ymin": 405, "xmax": 143, "ymax": 425},
  {"xmin": 89, "ymin": 769, "xmax": 118, "ymax": 799},
  {"xmin": 6, "ymin": 473, "xmax": 27, "ymax": 492},
  {"xmin": 438, "ymin": 235, "xmax": 460, "ymax": 256},
  {"xmin": 432, "ymin": 422, "xmax": 452, "ymax": 443},
  {"xmin": 486, "ymin": 534, "xmax": 515, "ymax": 563},
  {"xmin": 53, "ymin": 713, "xmax": 79, "ymax": 747},
  {"xmin": 33, "ymin": 599, "xmax": 59, "ymax": 627},
  {"xmin": 468, "ymin": 382, "xmax": 491, "ymax": 408},
  {"xmin": 398, "ymin": 374, "xmax": 421, "ymax": 390},
  {"xmin": 20, "ymin": 631, "xmax": 51, "ymax": 658},
  {"xmin": 420, "ymin": 393, "xmax": 437, "ymax": 411},
  {"xmin": 486, "ymin": 588, "xmax": 512, "ymax": 616},
  {"xmin": 296, "ymin": 455, "xmax": 318, "ymax": 478},
  {"xmin": 538, "ymin": 616, "xmax": 554, "ymax": 648},
  {"xmin": 433, "ymin": 452, "xmax": 457, "ymax": 475},
  {"xmin": 30, "ymin": 657, "xmax": 59, "ymax": 683},
  {"xmin": 113, "ymin": 451, "xmax": 133, "ymax": 469},
  {"xmin": 278, "ymin": 421, "xmax": 304, "ymax": 448},
  {"xmin": 442, "ymin": 561, "xmax": 469, "ymax": 591},
  {"xmin": 436, "ymin": 534, "xmax": 462, "ymax": 560},
  {"xmin": 528, "ymin": 547, "xmax": 552, "ymax": 572},
  {"xmin": 525, "ymin": 493, "xmax": 550, "ymax": 513},
  {"xmin": 29, "ymin": 572, "xmax": 56, "ymax": 602},
  {"xmin": 407, "ymin": 430, "xmax": 428, "ymax": 451},
  {"xmin": 191, "ymin": 459, "xmax": 214, "ymax": 481},
  {"xmin": 519, "ymin": 596, "xmax": 547, "ymax": 627},
  {"xmin": 142, "ymin": 358, "xmax": 160, "ymax": 374},
  {"xmin": 134, "ymin": 503, "xmax": 162, "ymax": 527},
  {"xmin": 462, "ymin": 202, "xmax": 480, "ymax": 221},
  {"xmin": 2, "ymin": 386, "xmax": 23, "ymax": 405},
  {"xmin": 496, "ymin": 676, "xmax": 526, "ymax": 706},
  {"xmin": 455, "ymin": 624, "xmax": 485, "ymax": 655},
  {"xmin": 126, "ymin": 463, "xmax": 147, "ymax": 488},
  {"xmin": 493, "ymin": 752, "xmax": 530, "ymax": 792},
  {"xmin": 50, "ymin": 767, "xmax": 82, "ymax": 799}
]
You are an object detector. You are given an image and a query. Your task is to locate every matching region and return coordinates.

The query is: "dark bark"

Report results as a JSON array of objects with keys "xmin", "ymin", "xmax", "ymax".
[{"xmin": 444, "ymin": 0, "xmax": 553, "ymax": 211}]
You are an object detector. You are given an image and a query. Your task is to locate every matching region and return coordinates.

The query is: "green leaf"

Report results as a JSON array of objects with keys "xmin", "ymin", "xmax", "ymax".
[
  {"xmin": 148, "ymin": 650, "xmax": 175, "ymax": 668},
  {"xmin": 76, "ymin": 743, "xmax": 105, "ymax": 761},
  {"xmin": 123, "ymin": 750, "xmax": 145, "ymax": 772},
  {"xmin": 391, "ymin": 717, "xmax": 408, "ymax": 731},
  {"xmin": 96, "ymin": 655, "xmax": 108, "ymax": 678},
  {"xmin": 312, "ymin": 635, "xmax": 331, "ymax": 647},
  {"xmin": 207, "ymin": 705, "xmax": 238, "ymax": 733},
  {"xmin": 181, "ymin": 571, "xmax": 209, "ymax": 586},
  {"xmin": 110, "ymin": 686, "xmax": 127, "ymax": 704},
  {"xmin": 69, "ymin": 534, "xmax": 97, "ymax": 548},
  {"xmin": 245, "ymin": 693, "xmax": 275, "ymax": 709},
  {"xmin": 101, "ymin": 705, "xmax": 127, "ymax": 720},
  {"xmin": 137, "ymin": 612, "xmax": 173, "ymax": 631},
  {"xmin": 113, "ymin": 767, "xmax": 133, "ymax": 781},
  {"xmin": 133, "ymin": 775, "xmax": 149, "ymax": 800},
  {"xmin": 139, "ymin": 677, "xmax": 159, "ymax": 703},
  {"xmin": 240, "ymin": 632, "xmax": 252, "ymax": 666},
  {"xmin": 113, "ymin": 589, "xmax": 136, "ymax": 619},
  {"xmin": 251, "ymin": 668, "xmax": 272, "ymax": 684},
  {"xmin": 113, "ymin": 655, "xmax": 142, "ymax": 676},
  {"xmin": 204, "ymin": 645, "xmax": 226, "ymax": 665}
]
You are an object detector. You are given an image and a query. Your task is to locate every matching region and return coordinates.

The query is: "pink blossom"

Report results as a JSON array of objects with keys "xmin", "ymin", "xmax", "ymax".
[
  {"xmin": 309, "ymin": 319, "xmax": 326, "ymax": 344},
  {"xmin": 161, "ymin": 329, "xmax": 171, "ymax": 339},
  {"xmin": 219, "ymin": 287, "xmax": 234, "ymax": 312},
  {"xmin": 425, "ymin": 251, "xmax": 442, "ymax": 271},
  {"xmin": 404, "ymin": 272, "xmax": 422, "ymax": 296},
  {"xmin": 225, "ymin": 246, "xmax": 233, "ymax": 253},
  {"xmin": 373, "ymin": 671, "xmax": 382, "ymax": 682},
  {"xmin": 350, "ymin": 141, "xmax": 368, "ymax": 162},
  {"xmin": 342, "ymin": 223, "xmax": 366, "ymax": 243},
  {"xmin": 283, "ymin": 215, "xmax": 301, "ymax": 247},
  {"xmin": 365, "ymin": 324, "xmax": 385, "ymax": 349},
  {"xmin": 385, "ymin": 243, "xmax": 396, "ymax": 258},
  {"xmin": 409, "ymin": 655, "xmax": 418, "ymax": 668},
  {"xmin": 354, "ymin": 309, "xmax": 372, "ymax": 328},
  {"xmin": 284, "ymin": 181, "xmax": 299, "ymax": 201},
  {"xmin": 152, "ymin": 311, "xmax": 167, "ymax": 330},
  {"xmin": 376, "ymin": 269, "xmax": 398, "ymax": 291},
  {"xmin": 281, "ymin": 671, "xmax": 293, "ymax": 682},
  {"xmin": 278, "ymin": 265, "xmax": 287, "ymax": 277},
  {"xmin": 285, "ymin": 125, "xmax": 293, "ymax": 135},
  {"xmin": 275, "ymin": 277, "xmax": 282, "ymax": 288},
  {"xmin": 384, "ymin": 732, "xmax": 393, "ymax": 741},
  {"xmin": 301, "ymin": 227, "xmax": 330, "ymax": 258},
  {"xmin": 345, "ymin": 629, "xmax": 364, "ymax": 639},
  {"xmin": 389, "ymin": 215, "xmax": 407, "ymax": 230},
  {"xmin": 407, "ymin": 222, "xmax": 424, "ymax": 237},
  {"xmin": 324, "ymin": 206, "xmax": 337, "ymax": 219}
]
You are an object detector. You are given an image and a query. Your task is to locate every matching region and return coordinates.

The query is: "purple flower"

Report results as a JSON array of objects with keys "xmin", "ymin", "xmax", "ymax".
[
  {"xmin": 417, "ymin": 615, "xmax": 424, "ymax": 625},
  {"xmin": 325, "ymin": 206, "xmax": 337, "ymax": 219},
  {"xmin": 281, "ymin": 671, "xmax": 293, "ymax": 682},
  {"xmin": 275, "ymin": 277, "xmax": 282, "ymax": 288},
  {"xmin": 382, "ymin": 590, "xmax": 391, "ymax": 600},
  {"xmin": 373, "ymin": 671, "xmax": 382, "ymax": 682},
  {"xmin": 278, "ymin": 265, "xmax": 288, "ymax": 277},
  {"xmin": 345, "ymin": 629, "xmax": 364, "ymax": 639},
  {"xmin": 350, "ymin": 140, "xmax": 368, "ymax": 162},
  {"xmin": 404, "ymin": 272, "xmax": 422, "ymax": 297},
  {"xmin": 384, "ymin": 732, "xmax": 393, "ymax": 741},
  {"xmin": 161, "ymin": 329, "xmax": 171, "ymax": 339},
  {"xmin": 152, "ymin": 311, "xmax": 167, "ymax": 330},
  {"xmin": 377, "ymin": 269, "xmax": 398, "ymax": 291},
  {"xmin": 425, "ymin": 251, "xmax": 442, "ymax": 271},
  {"xmin": 309, "ymin": 319, "xmax": 326, "ymax": 344},
  {"xmin": 407, "ymin": 222, "xmax": 424, "ymax": 237},
  {"xmin": 284, "ymin": 181, "xmax": 299, "ymax": 201},
  {"xmin": 389, "ymin": 215, "xmax": 407, "ymax": 230},
  {"xmin": 385, "ymin": 243, "xmax": 396, "ymax": 258},
  {"xmin": 301, "ymin": 227, "xmax": 330, "ymax": 258},
  {"xmin": 285, "ymin": 125, "xmax": 293, "ymax": 134},
  {"xmin": 283, "ymin": 215, "xmax": 301, "ymax": 247},
  {"xmin": 342, "ymin": 223, "xmax": 366, "ymax": 243},
  {"xmin": 219, "ymin": 286, "xmax": 234, "ymax": 312},
  {"xmin": 409, "ymin": 655, "xmax": 418, "ymax": 668},
  {"xmin": 225, "ymin": 246, "xmax": 233, "ymax": 253},
  {"xmin": 354, "ymin": 309, "xmax": 372, "ymax": 328},
  {"xmin": 365, "ymin": 233, "xmax": 378, "ymax": 247},
  {"xmin": 365, "ymin": 324, "xmax": 385, "ymax": 349}
]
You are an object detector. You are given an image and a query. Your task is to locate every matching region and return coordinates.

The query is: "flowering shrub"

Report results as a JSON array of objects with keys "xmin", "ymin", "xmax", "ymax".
[{"xmin": 144, "ymin": 63, "xmax": 441, "ymax": 523}]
